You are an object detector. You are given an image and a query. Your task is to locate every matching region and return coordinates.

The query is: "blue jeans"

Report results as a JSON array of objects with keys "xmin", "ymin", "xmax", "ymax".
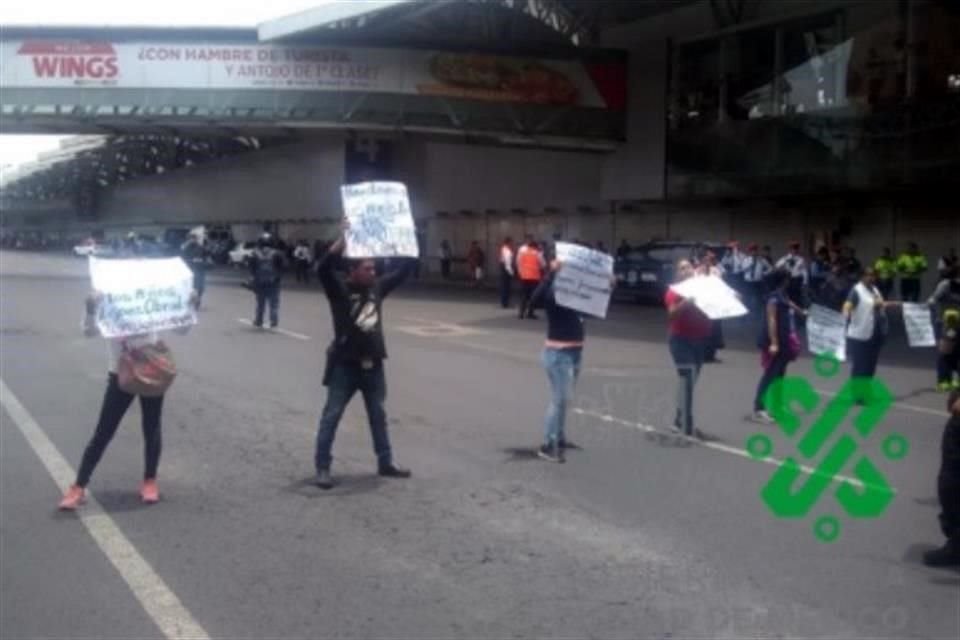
[
  {"xmin": 668, "ymin": 336, "xmax": 705, "ymax": 433},
  {"xmin": 314, "ymin": 360, "xmax": 392, "ymax": 471},
  {"xmin": 541, "ymin": 347, "xmax": 582, "ymax": 447},
  {"xmin": 254, "ymin": 285, "xmax": 279, "ymax": 327}
]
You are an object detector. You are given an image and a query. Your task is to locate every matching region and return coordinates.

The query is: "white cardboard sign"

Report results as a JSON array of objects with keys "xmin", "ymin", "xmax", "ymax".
[
  {"xmin": 89, "ymin": 257, "xmax": 197, "ymax": 338},
  {"xmin": 553, "ymin": 242, "xmax": 614, "ymax": 318},
  {"xmin": 902, "ymin": 303, "xmax": 936, "ymax": 347},
  {"xmin": 807, "ymin": 304, "xmax": 847, "ymax": 361},
  {"xmin": 341, "ymin": 182, "xmax": 419, "ymax": 259},
  {"xmin": 669, "ymin": 275, "xmax": 748, "ymax": 320}
]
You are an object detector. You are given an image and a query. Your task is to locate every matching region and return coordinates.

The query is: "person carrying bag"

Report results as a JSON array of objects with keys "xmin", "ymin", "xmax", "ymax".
[{"xmin": 58, "ymin": 288, "xmax": 197, "ymax": 511}]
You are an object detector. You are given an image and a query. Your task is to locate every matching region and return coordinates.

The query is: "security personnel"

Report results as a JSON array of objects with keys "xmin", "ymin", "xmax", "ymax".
[
  {"xmin": 517, "ymin": 237, "xmax": 545, "ymax": 320},
  {"xmin": 775, "ymin": 241, "xmax": 808, "ymax": 306},
  {"xmin": 874, "ymin": 247, "xmax": 897, "ymax": 300},
  {"xmin": 897, "ymin": 242, "xmax": 928, "ymax": 302}
]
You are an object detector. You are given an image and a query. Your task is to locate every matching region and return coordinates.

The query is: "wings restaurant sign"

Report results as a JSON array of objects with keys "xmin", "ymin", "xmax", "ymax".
[{"xmin": 2, "ymin": 40, "xmax": 626, "ymax": 110}]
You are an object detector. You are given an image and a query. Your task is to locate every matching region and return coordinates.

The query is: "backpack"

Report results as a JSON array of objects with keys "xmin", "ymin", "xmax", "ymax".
[{"xmin": 254, "ymin": 248, "xmax": 280, "ymax": 286}]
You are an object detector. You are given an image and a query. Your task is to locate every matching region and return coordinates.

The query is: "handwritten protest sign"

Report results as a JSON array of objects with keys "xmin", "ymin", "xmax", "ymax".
[
  {"xmin": 341, "ymin": 181, "xmax": 419, "ymax": 258},
  {"xmin": 669, "ymin": 275, "xmax": 747, "ymax": 320},
  {"xmin": 553, "ymin": 242, "xmax": 614, "ymax": 318},
  {"xmin": 903, "ymin": 303, "xmax": 936, "ymax": 347},
  {"xmin": 807, "ymin": 304, "xmax": 846, "ymax": 361},
  {"xmin": 89, "ymin": 257, "xmax": 197, "ymax": 338}
]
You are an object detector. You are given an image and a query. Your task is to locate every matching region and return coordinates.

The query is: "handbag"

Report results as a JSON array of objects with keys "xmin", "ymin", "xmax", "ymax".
[
  {"xmin": 787, "ymin": 331, "xmax": 802, "ymax": 361},
  {"xmin": 117, "ymin": 340, "xmax": 177, "ymax": 397}
]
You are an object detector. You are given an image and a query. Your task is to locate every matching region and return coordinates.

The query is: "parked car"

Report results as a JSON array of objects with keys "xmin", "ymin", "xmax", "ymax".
[
  {"xmin": 613, "ymin": 241, "xmax": 725, "ymax": 301},
  {"xmin": 228, "ymin": 242, "xmax": 257, "ymax": 267},
  {"xmin": 73, "ymin": 239, "xmax": 115, "ymax": 257}
]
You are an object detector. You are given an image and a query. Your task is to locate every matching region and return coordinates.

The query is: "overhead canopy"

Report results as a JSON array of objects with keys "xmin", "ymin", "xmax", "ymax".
[{"xmin": 259, "ymin": 0, "xmax": 702, "ymax": 49}]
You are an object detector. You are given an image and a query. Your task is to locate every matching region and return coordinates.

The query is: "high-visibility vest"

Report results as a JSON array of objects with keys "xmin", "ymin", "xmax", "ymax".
[
  {"xmin": 874, "ymin": 257, "xmax": 897, "ymax": 280},
  {"xmin": 517, "ymin": 246, "xmax": 543, "ymax": 281},
  {"xmin": 896, "ymin": 253, "xmax": 927, "ymax": 278}
]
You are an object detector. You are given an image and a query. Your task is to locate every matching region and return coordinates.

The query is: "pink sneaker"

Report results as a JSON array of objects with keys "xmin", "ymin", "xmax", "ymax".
[
  {"xmin": 140, "ymin": 479, "xmax": 160, "ymax": 504},
  {"xmin": 58, "ymin": 485, "xmax": 86, "ymax": 511}
]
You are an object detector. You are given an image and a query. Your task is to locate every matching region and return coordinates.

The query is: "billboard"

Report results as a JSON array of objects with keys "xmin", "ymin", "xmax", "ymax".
[{"xmin": 0, "ymin": 40, "xmax": 626, "ymax": 110}]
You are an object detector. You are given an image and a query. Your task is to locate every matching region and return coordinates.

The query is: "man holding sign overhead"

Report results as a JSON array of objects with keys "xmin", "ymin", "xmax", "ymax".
[
  {"xmin": 312, "ymin": 185, "xmax": 419, "ymax": 490},
  {"xmin": 529, "ymin": 243, "xmax": 615, "ymax": 463}
]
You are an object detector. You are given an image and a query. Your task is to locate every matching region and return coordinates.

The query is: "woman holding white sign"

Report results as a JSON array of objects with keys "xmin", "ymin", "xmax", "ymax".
[
  {"xmin": 843, "ymin": 267, "xmax": 901, "ymax": 399},
  {"xmin": 58, "ymin": 280, "xmax": 197, "ymax": 511},
  {"xmin": 530, "ymin": 259, "xmax": 585, "ymax": 463},
  {"xmin": 665, "ymin": 260, "xmax": 713, "ymax": 436}
]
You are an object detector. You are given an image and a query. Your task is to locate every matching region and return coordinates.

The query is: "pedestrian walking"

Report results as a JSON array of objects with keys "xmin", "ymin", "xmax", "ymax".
[
  {"xmin": 58, "ymin": 260, "xmax": 198, "ymax": 510},
  {"xmin": 180, "ymin": 231, "xmax": 209, "ymax": 310},
  {"xmin": 517, "ymin": 237, "xmax": 546, "ymax": 319},
  {"xmin": 750, "ymin": 269, "xmax": 801, "ymax": 424},
  {"xmin": 249, "ymin": 233, "xmax": 285, "ymax": 329},
  {"xmin": 499, "ymin": 237, "xmax": 515, "ymax": 308},
  {"xmin": 467, "ymin": 241, "xmax": 485, "ymax": 288},
  {"xmin": 313, "ymin": 221, "xmax": 415, "ymax": 489},
  {"xmin": 923, "ymin": 389, "xmax": 960, "ymax": 567},
  {"xmin": 294, "ymin": 240, "xmax": 313, "ymax": 284},
  {"xmin": 843, "ymin": 267, "xmax": 900, "ymax": 401},
  {"xmin": 897, "ymin": 242, "xmax": 928, "ymax": 302},
  {"xmin": 439, "ymin": 240, "xmax": 452, "ymax": 280},
  {"xmin": 665, "ymin": 259, "xmax": 712, "ymax": 436}
]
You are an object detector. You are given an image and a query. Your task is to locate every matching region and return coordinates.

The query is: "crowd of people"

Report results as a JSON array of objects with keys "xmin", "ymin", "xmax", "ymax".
[{"xmin": 49, "ymin": 226, "xmax": 960, "ymax": 568}]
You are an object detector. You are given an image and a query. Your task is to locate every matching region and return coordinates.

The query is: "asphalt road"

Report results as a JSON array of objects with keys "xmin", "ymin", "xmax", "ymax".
[{"xmin": 1, "ymin": 251, "xmax": 958, "ymax": 640}]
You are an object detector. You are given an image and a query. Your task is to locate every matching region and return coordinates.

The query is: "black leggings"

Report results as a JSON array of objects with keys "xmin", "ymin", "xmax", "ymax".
[{"xmin": 76, "ymin": 373, "xmax": 164, "ymax": 487}]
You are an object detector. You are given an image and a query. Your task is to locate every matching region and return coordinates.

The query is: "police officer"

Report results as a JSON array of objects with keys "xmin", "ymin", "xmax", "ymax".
[
  {"xmin": 897, "ymin": 242, "xmax": 928, "ymax": 302},
  {"xmin": 874, "ymin": 247, "xmax": 897, "ymax": 300}
]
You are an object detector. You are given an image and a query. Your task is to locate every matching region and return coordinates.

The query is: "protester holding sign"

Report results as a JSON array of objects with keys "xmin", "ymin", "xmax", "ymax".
[
  {"xmin": 552, "ymin": 242, "xmax": 614, "ymax": 319},
  {"xmin": 843, "ymin": 267, "xmax": 901, "ymax": 399},
  {"xmin": 751, "ymin": 270, "xmax": 801, "ymax": 424},
  {"xmin": 313, "ymin": 221, "xmax": 415, "ymax": 490},
  {"xmin": 664, "ymin": 260, "xmax": 713, "ymax": 436},
  {"xmin": 58, "ymin": 255, "xmax": 198, "ymax": 511},
  {"xmin": 529, "ymin": 252, "xmax": 616, "ymax": 463},
  {"xmin": 529, "ymin": 260, "xmax": 583, "ymax": 463}
]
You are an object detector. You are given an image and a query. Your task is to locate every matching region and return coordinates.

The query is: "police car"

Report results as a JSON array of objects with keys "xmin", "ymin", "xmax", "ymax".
[{"xmin": 614, "ymin": 241, "xmax": 725, "ymax": 301}]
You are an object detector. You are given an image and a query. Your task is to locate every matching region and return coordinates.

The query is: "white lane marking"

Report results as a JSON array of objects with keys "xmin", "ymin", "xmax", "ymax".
[
  {"xmin": 0, "ymin": 379, "xmax": 210, "ymax": 640},
  {"xmin": 571, "ymin": 407, "xmax": 893, "ymax": 492},
  {"xmin": 438, "ymin": 333, "xmax": 950, "ymax": 419},
  {"xmin": 814, "ymin": 386, "xmax": 948, "ymax": 418},
  {"xmin": 235, "ymin": 318, "xmax": 310, "ymax": 341},
  {"xmin": 397, "ymin": 316, "xmax": 488, "ymax": 336}
]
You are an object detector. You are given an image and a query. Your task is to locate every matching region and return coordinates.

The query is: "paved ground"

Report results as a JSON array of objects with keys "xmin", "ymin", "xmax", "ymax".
[{"xmin": 1, "ymin": 250, "xmax": 957, "ymax": 640}]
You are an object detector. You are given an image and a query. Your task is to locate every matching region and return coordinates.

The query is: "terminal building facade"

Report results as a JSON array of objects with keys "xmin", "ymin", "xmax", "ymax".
[{"xmin": 1, "ymin": 0, "xmax": 958, "ymax": 290}]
